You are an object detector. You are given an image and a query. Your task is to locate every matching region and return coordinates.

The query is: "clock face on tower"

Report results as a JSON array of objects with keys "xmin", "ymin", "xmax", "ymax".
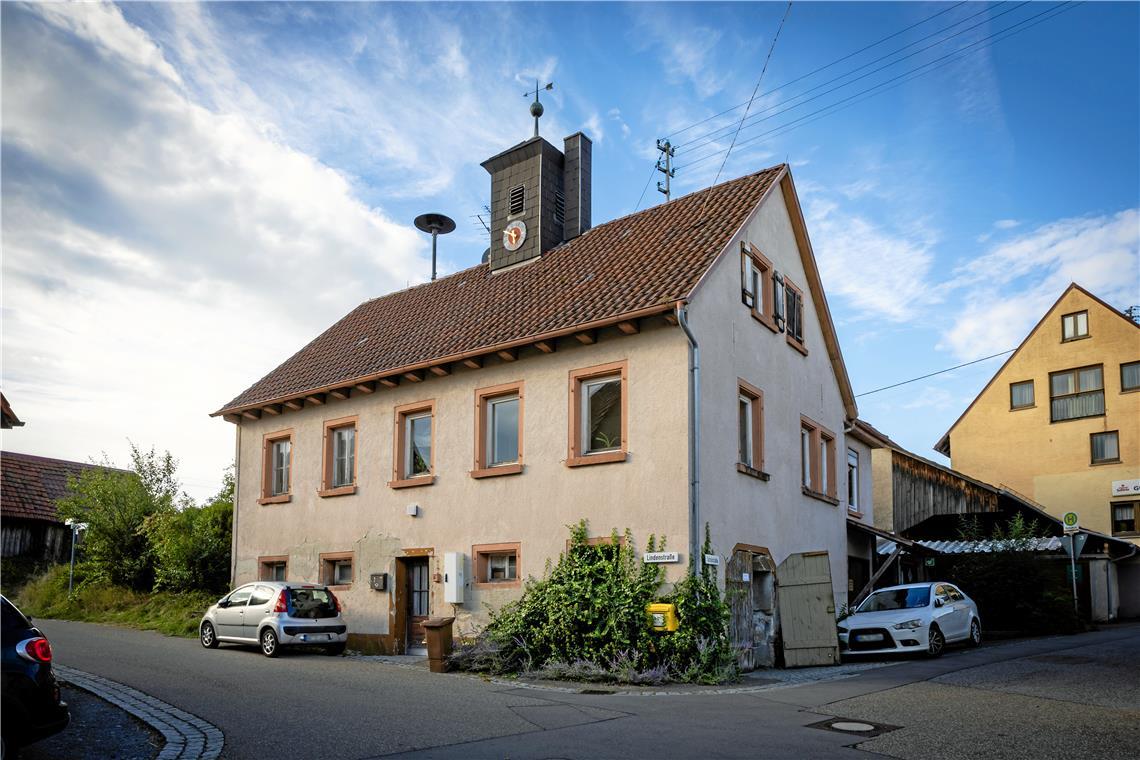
[{"xmin": 502, "ymin": 220, "xmax": 527, "ymax": 252}]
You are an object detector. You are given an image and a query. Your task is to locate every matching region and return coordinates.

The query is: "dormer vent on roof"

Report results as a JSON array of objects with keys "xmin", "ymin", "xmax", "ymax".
[{"xmin": 480, "ymin": 132, "xmax": 592, "ymax": 272}]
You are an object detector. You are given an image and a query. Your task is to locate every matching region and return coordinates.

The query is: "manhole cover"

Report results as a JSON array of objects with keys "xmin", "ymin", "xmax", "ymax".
[{"xmin": 806, "ymin": 717, "xmax": 901, "ymax": 738}]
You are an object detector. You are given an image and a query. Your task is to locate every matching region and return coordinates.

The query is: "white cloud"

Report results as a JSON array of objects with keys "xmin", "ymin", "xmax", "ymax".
[
  {"xmin": 939, "ymin": 209, "xmax": 1140, "ymax": 360},
  {"xmin": 2, "ymin": 2, "xmax": 429, "ymax": 497},
  {"xmin": 583, "ymin": 113, "xmax": 604, "ymax": 143},
  {"xmin": 993, "ymin": 219, "xmax": 1020, "ymax": 229},
  {"xmin": 631, "ymin": 11, "xmax": 725, "ymax": 99},
  {"xmin": 807, "ymin": 199, "xmax": 941, "ymax": 322}
]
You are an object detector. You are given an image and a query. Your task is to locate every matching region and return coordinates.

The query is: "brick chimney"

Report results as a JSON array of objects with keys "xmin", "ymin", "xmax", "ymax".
[{"xmin": 481, "ymin": 132, "xmax": 592, "ymax": 271}]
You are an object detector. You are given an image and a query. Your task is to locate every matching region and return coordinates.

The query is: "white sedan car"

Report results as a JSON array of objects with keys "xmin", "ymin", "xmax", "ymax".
[{"xmin": 838, "ymin": 582, "xmax": 982, "ymax": 657}]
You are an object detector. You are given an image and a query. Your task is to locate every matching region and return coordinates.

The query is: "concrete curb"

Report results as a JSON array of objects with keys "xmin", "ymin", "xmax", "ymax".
[{"xmin": 54, "ymin": 665, "xmax": 223, "ymax": 760}]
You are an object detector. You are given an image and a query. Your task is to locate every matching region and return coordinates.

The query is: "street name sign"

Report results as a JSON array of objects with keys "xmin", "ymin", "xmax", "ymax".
[
  {"xmin": 703, "ymin": 554, "xmax": 720, "ymax": 566},
  {"xmin": 643, "ymin": 552, "xmax": 680, "ymax": 564},
  {"xmin": 1062, "ymin": 511, "xmax": 1079, "ymax": 533}
]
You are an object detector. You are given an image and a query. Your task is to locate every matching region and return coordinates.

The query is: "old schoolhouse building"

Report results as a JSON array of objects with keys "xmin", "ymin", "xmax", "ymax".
[{"xmin": 215, "ymin": 127, "xmax": 872, "ymax": 661}]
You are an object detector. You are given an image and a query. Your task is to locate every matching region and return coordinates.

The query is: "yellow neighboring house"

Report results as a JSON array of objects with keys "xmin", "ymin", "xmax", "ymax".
[{"xmin": 935, "ymin": 283, "xmax": 1140, "ymax": 544}]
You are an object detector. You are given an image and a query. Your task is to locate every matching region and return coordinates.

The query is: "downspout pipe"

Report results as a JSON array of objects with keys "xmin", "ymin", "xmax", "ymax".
[{"xmin": 677, "ymin": 303, "xmax": 700, "ymax": 567}]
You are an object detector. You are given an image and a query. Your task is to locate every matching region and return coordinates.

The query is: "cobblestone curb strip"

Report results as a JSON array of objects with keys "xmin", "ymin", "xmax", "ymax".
[{"xmin": 53, "ymin": 665, "xmax": 223, "ymax": 760}]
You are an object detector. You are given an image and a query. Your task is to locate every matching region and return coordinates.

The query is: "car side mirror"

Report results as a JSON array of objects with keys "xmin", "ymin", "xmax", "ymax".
[
  {"xmin": 934, "ymin": 598, "xmax": 944, "ymax": 608},
  {"xmin": 218, "ymin": 599, "xmax": 230, "ymax": 609}
]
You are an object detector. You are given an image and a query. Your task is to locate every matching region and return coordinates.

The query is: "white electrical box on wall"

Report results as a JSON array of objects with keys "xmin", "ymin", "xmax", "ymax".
[{"xmin": 444, "ymin": 552, "xmax": 465, "ymax": 604}]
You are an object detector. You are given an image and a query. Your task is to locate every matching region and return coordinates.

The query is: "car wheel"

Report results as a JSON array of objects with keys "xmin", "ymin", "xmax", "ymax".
[
  {"xmin": 968, "ymin": 619, "xmax": 982, "ymax": 648},
  {"xmin": 926, "ymin": 625, "xmax": 945, "ymax": 658},
  {"xmin": 260, "ymin": 628, "xmax": 280, "ymax": 658},
  {"xmin": 200, "ymin": 621, "xmax": 219, "ymax": 649},
  {"xmin": 325, "ymin": 642, "xmax": 346, "ymax": 656}
]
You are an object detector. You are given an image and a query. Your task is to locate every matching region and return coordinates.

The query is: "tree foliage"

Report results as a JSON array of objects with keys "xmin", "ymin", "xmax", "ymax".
[
  {"xmin": 143, "ymin": 468, "xmax": 234, "ymax": 594},
  {"xmin": 56, "ymin": 445, "xmax": 186, "ymax": 591}
]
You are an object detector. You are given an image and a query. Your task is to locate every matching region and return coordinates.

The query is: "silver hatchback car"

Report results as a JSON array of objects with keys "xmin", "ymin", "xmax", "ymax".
[{"xmin": 199, "ymin": 581, "xmax": 348, "ymax": 657}]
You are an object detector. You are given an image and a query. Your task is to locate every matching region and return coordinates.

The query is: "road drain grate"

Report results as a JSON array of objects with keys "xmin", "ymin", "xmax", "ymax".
[{"xmin": 806, "ymin": 717, "xmax": 901, "ymax": 738}]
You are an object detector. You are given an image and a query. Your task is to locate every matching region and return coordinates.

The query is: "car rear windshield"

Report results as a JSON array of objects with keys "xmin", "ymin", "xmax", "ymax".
[
  {"xmin": 288, "ymin": 588, "xmax": 337, "ymax": 619},
  {"xmin": 858, "ymin": 587, "xmax": 931, "ymax": 612}
]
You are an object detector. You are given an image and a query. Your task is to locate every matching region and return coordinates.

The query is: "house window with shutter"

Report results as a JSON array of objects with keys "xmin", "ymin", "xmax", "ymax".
[
  {"xmin": 784, "ymin": 277, "xmax": 806, "ymax": 354},
  {"xmin": 740, "ymin": 243, "xmax": 777, "ymax": 331}
]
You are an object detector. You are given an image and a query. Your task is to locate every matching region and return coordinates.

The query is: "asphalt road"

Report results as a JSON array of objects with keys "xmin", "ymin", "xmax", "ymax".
[{"xmin": 32, "ymin": 620, "xmax": 1140, "ymax": 759}]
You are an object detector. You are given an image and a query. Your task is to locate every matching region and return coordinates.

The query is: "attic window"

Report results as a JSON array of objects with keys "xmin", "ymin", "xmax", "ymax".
[
  {"xmin": 554, "ymin": 191, "xmax": 565, "ymax": 225},
  {"xmin": 509, "ymin": 185, "xmax": 525, "ymax": 216}
]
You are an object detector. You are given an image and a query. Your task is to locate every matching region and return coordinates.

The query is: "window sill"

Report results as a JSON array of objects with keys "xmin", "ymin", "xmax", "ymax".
[
  {"xmin": 257, "ymin": 494, "xmax": 292, "ymax": 505},
  {"xmin": 1050, "ymin": 413, "xmax": 1106, "ymax": 424},
  {"xmin": 1010, "ymin": 405, "xmax": 1036, "ymax": 411},
  {"xmin": 1112, "ymin": 531, "xmax": 1140, "ymax": 538},
  {"xmin": 1090, "ymin": 459, "xmax": 1122, "ymax": 467},
  {"xmin": 751, "ymin": 310, "xmax": 779, "ymax": 333},
  {"xmin": 473, "ymin": 580, "xmax": 522, "ymax": 589},
  {"xmin": 388, "ymin": 475, "xmax": 434, "ymax": 490},
  {"xmin": 802, "ymin": 486, "xmax": 839, "ymax": 506},
  {"xmin": 470, "ymin": 463, "xmax": 523, "ymax": 479},
  {"xmin": 847, "ymin": 509, "xmax": 865, "ymax": 519},
  {"xmin": 326, "ymin": 584, "xmax": 351, "ymax": 592},
  {"xmin": 1061, "ymin": 335, "xmax": 1091, "ymax": 343},
  {"xmin": 318, "ymin": 485, "xmax": 357, "ymax": 498},
  {"xmin": 566, "ymin": 451, "xmax": 628, "ymax": 467},
  {"xmin": 737, "ymin": 463, "xmax": 771, "ymax": 481},
  {"xmin": 787, "ymin": 336, "xmax": 809, "ymax": 356},
  {"xmin": 1121, "ymin": 388, "xmax": 1140, "ymax": 394}
]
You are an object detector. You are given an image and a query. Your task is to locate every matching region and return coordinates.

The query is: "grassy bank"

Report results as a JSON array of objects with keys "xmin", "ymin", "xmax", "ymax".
[{"xmin": 14, "ymin": 565, "xmax": 215, "ymax": 638}]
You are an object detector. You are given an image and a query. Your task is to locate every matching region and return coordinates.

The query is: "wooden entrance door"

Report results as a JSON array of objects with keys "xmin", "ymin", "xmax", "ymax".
[
  {"xmin": 406, "ymin": 557, "xmax": 430, "ymax": 650},
  {"xmin": 776, "ymin": 551, "xmax": 839, "ymax": 667}
]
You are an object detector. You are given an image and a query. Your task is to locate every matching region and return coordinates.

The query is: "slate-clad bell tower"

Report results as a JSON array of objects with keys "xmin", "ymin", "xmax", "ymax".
[{"xmin": 481, "ymin": 132, "xmax": 592, "ymax": 272}]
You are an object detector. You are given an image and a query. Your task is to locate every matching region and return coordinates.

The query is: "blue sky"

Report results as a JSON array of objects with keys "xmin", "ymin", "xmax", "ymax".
[{"xmin": 2, "ymin": 1, "xmax": 1138, "ymax": 499}]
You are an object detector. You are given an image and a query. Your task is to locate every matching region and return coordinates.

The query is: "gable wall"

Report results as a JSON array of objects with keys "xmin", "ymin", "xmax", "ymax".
[
  {"xmin": 688, "ymin": 181, "xmax": 853, "ymax": 604},
  {"xmin": 947, "ymin": 287, "xmax": 1140, "ymax": 540}
]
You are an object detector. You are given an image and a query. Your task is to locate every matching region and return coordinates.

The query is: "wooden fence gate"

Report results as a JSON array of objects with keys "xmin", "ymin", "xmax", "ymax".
[{"xmin": 776, "ymin": 551, "xmax": 839, "ymax": 667}]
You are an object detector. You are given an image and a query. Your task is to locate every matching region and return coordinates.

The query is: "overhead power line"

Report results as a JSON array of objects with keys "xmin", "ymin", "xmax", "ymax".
[
  {"xmin": 676, "ymin": 0, "xmax": 1029, "ymax": 154},
  {"xmin": 664, "ymin": 1, "xmax": 968, "ymax": 141},
  {"xmin": 677, "ymin": 1, "xmax": 1081, "ymax": 172},
  {"xmin": 702, "ymin": 1, "xmax": 794, "ymax": 209},
  {"xmin": 855, "ymin": 349, "xmax": 1016, "ymax": 398}
]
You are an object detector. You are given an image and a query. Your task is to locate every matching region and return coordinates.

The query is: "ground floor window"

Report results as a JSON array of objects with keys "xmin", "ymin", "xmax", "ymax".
[
  {"xmin": 472, "ymin": 543, "xmax": 521, "ymax": 588},
  {"xmin": 320, "ymin": 552, "xmax": 354, "ymax": 586},
  {"xmin": 259, "ymin": 557, "xmax": 287, "ymax": 582},
  {"xmin": 1112, "ymin": 503, "xmax": 1137, "ymax": 536}
]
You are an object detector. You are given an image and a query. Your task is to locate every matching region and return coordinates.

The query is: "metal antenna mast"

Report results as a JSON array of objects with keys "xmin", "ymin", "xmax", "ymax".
[
  {"xmin": 655, "ymin": 139, "xmax": 676, "ymax": 201},
  {"xmin": 525, "ymin": 80, "xmax": 554, "ymax": 137}
]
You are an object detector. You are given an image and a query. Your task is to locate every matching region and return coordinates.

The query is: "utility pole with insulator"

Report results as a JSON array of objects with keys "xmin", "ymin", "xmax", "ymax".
[{"xmin": 656, "ymin": 138, "xmax": 676, "ymax": 201}]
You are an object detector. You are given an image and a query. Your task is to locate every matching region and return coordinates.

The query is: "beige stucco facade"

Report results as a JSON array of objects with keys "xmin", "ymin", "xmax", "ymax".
[
  {"xmin": 232, "ymin": 322, "xmax": 692, "ymax": 650},
  {"xmin": 940, "ymin": 285, "xmax": 1140, "ymax": 543},
  {"xmin": 687, "ymin": 183, "xmax": 863, "ymax": 606}
]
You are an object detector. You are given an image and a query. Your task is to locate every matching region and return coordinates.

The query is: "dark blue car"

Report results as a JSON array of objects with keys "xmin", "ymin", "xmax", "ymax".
[{"xmin": 1, "ymin": 595, "xmax": 69, "ymax": 757}]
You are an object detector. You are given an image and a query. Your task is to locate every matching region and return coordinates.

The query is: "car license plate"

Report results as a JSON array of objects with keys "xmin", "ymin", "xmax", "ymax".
[{"xmin": 855, "ymin": 633, "xmax": 884, "ymax": 642}]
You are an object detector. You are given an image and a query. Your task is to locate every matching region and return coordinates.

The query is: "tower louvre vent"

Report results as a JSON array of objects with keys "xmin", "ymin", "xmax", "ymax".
[
  {"xmin": 554, "ymin": 190, "xmax": 565, "ymax": 226},
  {"xmin": 508, "ymin": 185, "xmax": 525, "ymax": 217}
]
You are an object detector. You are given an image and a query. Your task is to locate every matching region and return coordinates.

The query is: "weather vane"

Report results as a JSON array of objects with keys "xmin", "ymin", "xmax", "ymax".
[{"xmin": 525, "ymin": 80, "xmax": 554, "ymax": 138}]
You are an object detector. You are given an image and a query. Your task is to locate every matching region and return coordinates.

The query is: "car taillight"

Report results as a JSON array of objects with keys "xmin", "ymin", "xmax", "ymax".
[
  {"xmin": 17, "ymin": 637, "xmax": 52, "ymax": 663},
  {"xmin": 273, "ymin": 590, "xmax": 288, "ymax": 613},
  {"xmin": 328, "ymin": 590, "xmax": 340, "ymax": 612}
]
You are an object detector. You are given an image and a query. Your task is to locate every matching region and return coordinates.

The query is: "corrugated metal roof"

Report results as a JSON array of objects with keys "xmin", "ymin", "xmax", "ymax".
[{"xmin": 876, "ymin": 537, "xmax": 1064, "ymax": 555}]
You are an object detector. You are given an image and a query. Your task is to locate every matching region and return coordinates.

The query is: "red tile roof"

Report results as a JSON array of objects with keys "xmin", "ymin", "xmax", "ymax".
[
  {"xmin": 1, "ymin": 393, "xmax": 23, "ymax": 429},
  {"xmin": 1, "ymin": 452, "xmax": 121, "ymax": 523},
  {"xmin": 216, "ymin": 166, "xmax": 785, "ymax": 414}
]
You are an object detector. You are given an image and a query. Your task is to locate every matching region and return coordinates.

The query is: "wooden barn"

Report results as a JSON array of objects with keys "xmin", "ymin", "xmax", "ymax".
[{"xmin": 1, "ymin": 451, "xmax": 106, "ymax": 564}]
